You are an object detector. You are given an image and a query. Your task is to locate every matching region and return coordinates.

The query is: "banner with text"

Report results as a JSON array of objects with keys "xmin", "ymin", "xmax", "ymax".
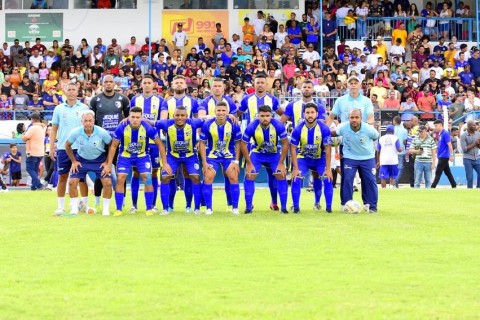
[
  {"xmin": 161, "ymin": 11, "xmax": 229, "ymax": 48},
  {"xmin": 5, "ymin": 13, "xmax": 63, "ymax": 42}
]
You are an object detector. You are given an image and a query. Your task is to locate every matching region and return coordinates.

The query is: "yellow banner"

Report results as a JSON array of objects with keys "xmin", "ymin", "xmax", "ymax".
[
  {"xmin": 237, "ymin": 9, "xmax": 294, "ymax": 26},
  {"xmin": 162, "ymin": 11, "xmax": 229, "ymax": 48}
]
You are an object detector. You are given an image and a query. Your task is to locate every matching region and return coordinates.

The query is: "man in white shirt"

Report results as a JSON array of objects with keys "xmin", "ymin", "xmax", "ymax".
[
  {"xmin": 274, "ymin": 25, "xmax": 288, "ymax": 48},
  {"xmin": 389, "ymin": 39, "xmax": 406, "ymax": 63},
  {"xmin": 230, "ymin": 34, "xmax": 243, "ymax": 53},
  {"xmin": 367, "ymin": 46, "xmax": 381, "ymax": 68},
  {"xmin": 252, "ymin": 10, "xmax": 266, "ymax": 44},
  {"xmin": 302, "ymin": 44, "xmax": 320, "ymax": 71},
  {"xmin": 172, "ymin": 22, "xmax": 188, "ymax": 58},
  {"xmin": 28, "ymin": 49, "xmax": 43, "ymax": 69}
]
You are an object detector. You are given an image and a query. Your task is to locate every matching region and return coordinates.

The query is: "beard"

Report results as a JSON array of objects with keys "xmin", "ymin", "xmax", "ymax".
[{"xmin": 175, "ymin": 88, "xmax": 185, "ymax": 95}]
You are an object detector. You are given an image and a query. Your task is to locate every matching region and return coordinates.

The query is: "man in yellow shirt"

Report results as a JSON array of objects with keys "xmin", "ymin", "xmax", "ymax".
[
  {"xmin": 444, "ymin": 42, "xmax": 457, "ymax": 66},
  {"xmin": 392, "ymin": 23, "xmax": 407, "ymax": 48},
  {"xmin": 376, "ymin": 36, "xmax": 388, "ymax": 61}
]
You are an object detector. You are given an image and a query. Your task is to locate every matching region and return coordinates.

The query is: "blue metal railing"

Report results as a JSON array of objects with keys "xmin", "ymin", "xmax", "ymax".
[{"xmin": 0, "ymin": 110, "xmax": 54, "ymax": 121}]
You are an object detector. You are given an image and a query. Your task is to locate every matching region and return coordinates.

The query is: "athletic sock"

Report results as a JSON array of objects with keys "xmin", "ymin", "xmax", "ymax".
[
  {"xmin": 291, "ymin": 179, "xmax": 302, "ymax": 210},
  {"xmin": 203, "ymin": 183, "xmax": 213, "ymax": 210},
  {"xmin": 58, "ymin": 197, "xmax": 65, "ymax": 210},
  {"xmin": 70, "ymin": 197, "xmax": 79, "ymax": 213},
  {"xmin": 267, "ymin": 169, "xmax": 278, "ymax": 205},
  {"xmin": 169, "ymin": 179, "xmax": 177, "ymax": 209},
  {"xmin": 230, "ymin": 183, "xmax": 240, "ymax": 209},
  {"xmin": 81, "ymin": 196, "xmax": 88, "ymax": 207},
  {"xmin": 244, "ymin": 179, "xmax": 255, "ymax": 211},
  {"xmin": 313, "ymin": 178, "xmax": 322, "ymax": 204},
  {"xmin": 277, "ymin": 179, "xmax": 288, "ymax": 211},
  {"xmin": 115, "ymin": 192, "xmax": 124, "ymax": 211},
  {"xmin": 192, "ymin": 183, "xmax": 201, "ymax": 210},
  {"xmin": 131, "ymin": 176, "xmax": 140, "ymax": 208},
  {"xmin": 152, "ymin": 176, "xmax": 158, "ymax": 208},
  {"xmin": 323, "ymin": 179, "xmax": 334, "ymax": 211},
  {"xmin": 224, "ymin": 177, "xmax": 232, "ymax": 206},
  {"xmin": 184, "ymin": 178, "xmax": 193, "ymax": 208},
  {"xmin": 102, "ymin": 198, "xmax": 110, "ymax": 215},
  {"xmin": 95, "ymin": 196, "xmax": 101, "ymax": 206},
  {"xmin": 161, "ymin": 182, "xmax": 170, "ymax": 210},
  {"xmin": 145, "ymin": 191, "xmax": 154, "ymax": 210}
]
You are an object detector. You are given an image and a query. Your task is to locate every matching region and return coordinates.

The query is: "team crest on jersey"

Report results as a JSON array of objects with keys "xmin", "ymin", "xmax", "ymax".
[
  {"xmin": 315, "ymin": 135, "xmax": 320, "ymax": 141},
  {"xmin": 93, "ymin": 141, "xmax": 98, "ymax": 147},
  {"xmin": 115, "ymin": 101, "xmax": 122, "ymax": 109},
  {"xmin": 194, "ymin": 163, "xmax": 199, "ymax": 170},
  {"xmin": 98, "ymin": 104, "xmax": 102, "ymax": 108},
  {"xmin": 359, "ymin": 137, "xmax": 367, "ymax": 144},
  {"xmin": 139, "ymin": 135, "xmax": 145, "ymax": 141},
  {"xmin": 145, "ymin": 162, "xmax": 151, "ymax": 169},
  {"xmin": 225, "ymin": 132, "xmax": 231, "ymax": 138},
  {"xmin": 186, "ymin": 131, "xmax": 190, "ymax": 137}
]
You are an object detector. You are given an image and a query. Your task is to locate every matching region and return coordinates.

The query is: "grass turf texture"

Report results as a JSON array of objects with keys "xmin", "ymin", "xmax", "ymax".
[{"xmin": 0, "ymin": 188, "xmax": 479, "ymax": 319}]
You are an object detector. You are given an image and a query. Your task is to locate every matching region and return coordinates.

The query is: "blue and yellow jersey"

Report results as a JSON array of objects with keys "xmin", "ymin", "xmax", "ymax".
[
  {"xmin": 160, "ymin": 95, "xmax": 199, "ymax": 119},
  {"xmin": 239, "ymin": 93, "xmax": 280, "ymax": 124},
  {"xmin": 242, "ymin": 119, "xmax": 287, "ymax": 154},
  {"xmin": 290, "ymin": 121, "xmax": 332, "ymax": 159},
  {"xmin": 130, "ymin": 94, "xmax": 164, "ymax": 144},
  {"xmin": 284, "ymin": 99, "xmax": 327, "ymax": 128},
  {"xmin": 200, "ymin": 119, "xmax": 242, "ymax": 159},
  {"xmin": 113, "ymin": 120, "xmax": 159, "ymax": 158},
  {"xmin": 155, "ymin": 118, "xmax": 204, "ymax": 158},
  {"xmin": 199, "ymin": 95, "xmax": 238, "ymax": 115}
]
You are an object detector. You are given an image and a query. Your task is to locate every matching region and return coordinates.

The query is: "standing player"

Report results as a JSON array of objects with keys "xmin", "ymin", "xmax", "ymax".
[
  {"xmin": 332, "ymin": 109, "xmax": 380, "ymax": 213},
  {"xmin": 377, "ymin": 125, "xmax": 403, "ymax": 188},
  {"xmin": 106, "ymin": 107, "xmax": 170, "ymax": 216},
  {"xmin": 155, "ymin": 106, "xmax": 204, "ymax": 215},
  {"xmin": 90, "ymin": 74, "xmax": 130, "ymax": 211},
  {"xmin": 281, "ymin": 80, "xmax": 327, "ymax": 126},
  {"xmin": 241, "ymin": 105, "xmax": 289, "ymax": 214},
  {"xmin": 65, "ymin": 111, "xmax": 113, "ymax": 216},
  {"xmin": 290, "ymin": 103, "xmax": 333, "ymax": 213},
  {"xmin": 198, "ymin": 101, "xmax": 242, "ymax": 215},
  {"xmin": 49, "ymin": 83, "xmax": 89, "ymax": 215},
  {"xmin": 239, "ymin": 74, "xmax": 285, "ymax": 211},
  {"xmin": 160, "ymin": 75, "xmax": 200, "ymax": 212},
  {"xmin": 198, "ymin": 78, "xmax": 238, "ymax": 211},
  {"xmin": 129, "ymin": 75, "xmax": 164, "ymax": 213}
]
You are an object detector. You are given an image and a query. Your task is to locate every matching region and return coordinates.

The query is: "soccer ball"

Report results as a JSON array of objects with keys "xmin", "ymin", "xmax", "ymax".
[
  {"xmin": 87, "ymin": 207, "xmax": 97, "ymax": 215},
  {"xmin": 344, "ymin": 200, "xmax": 362, "ymax": 214}
]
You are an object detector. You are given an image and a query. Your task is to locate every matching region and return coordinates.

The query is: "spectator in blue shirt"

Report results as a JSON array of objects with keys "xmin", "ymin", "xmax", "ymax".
[{"xmin": 431, "ymin": 120, "xmax": 457, "ymax": 188}]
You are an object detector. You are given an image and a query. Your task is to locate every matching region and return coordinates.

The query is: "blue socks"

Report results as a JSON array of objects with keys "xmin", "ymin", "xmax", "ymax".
[
  {"xmin": 152, "ymin": 176, "xmax": 158, "ymax": 208},
  {"xmin": 203, "ymin": 183, "xmax": 213, "ymax": 210},
  {"xmin": 224, "ymin": 177, "xmax": 232, "ymax": 206},
  {"xmin": 244, "ymin": 179, "xmax": 255, "ymax": 211},
  {"xmin": 168, "ymin": 179, "xmax": 176, "ymax": 209},
  {"xmin": 184, "ymin": 178, "xmax": 193, "ymax": 208},
  {"xmin": 230, "ymin": 183, "xmax": 240, "ymax": 209},
  {"xmin": 161, "ymin": 182, "xmax": 170, "ymax": 210},
  {"xmin": 277, "ymin": 179, "xmax": 288, "ymax": 211},
  {"xmin": 131, "ymin": 176, "xmax": 139, "ymax": 208},
  {"xmin": 323, "ymin": 179, "xmax": 334, "ymax": 211},
  {"xmin": 192, "ymin": 182, "xmax": 201, "ymax": 210},
  {"xmin": 313, "ymin": 178, "xmax": 322, "ymax": 204},
  {"xmin": 145, "ymin": 191, "xmax": 154, "ymax": 210},
  {"xmin": 115, "ymin": 192, "xmax": 124, "ymax": 211},
  {"xmin": 291, "ymin": 178, "xmax": 302, "ymax": 210},
  {"xmin": 266, "ymin": 169, "xmax": 278, "ymax": 205}
]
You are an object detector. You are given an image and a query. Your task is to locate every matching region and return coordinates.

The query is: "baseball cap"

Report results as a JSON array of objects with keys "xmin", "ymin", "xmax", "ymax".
[
  {"xmin": 442, "ymin": 91, "xmax": 449, "ymax": 96},
  {"xmin": 294, "ymin": 68, "xmax": 300, "ymax": 72},
  {"xmin": 386, "ymin": 125, "xmax": 395, "ymax": 132},
  {"xmin": 177, "ymin": 22, "xmax": 183, "ymax": 26},
  {"xmin": 360, "ymin": 53, "xmax": 366, "ymax": 57},
  {"xmin": 347, "ymin": 75, "xmax": 360, "ymax": 83}
]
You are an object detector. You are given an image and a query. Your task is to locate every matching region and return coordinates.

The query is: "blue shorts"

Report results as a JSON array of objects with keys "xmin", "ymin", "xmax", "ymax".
[
  {"xmin": 206, "ymin": 157, "xmax": 236, "ymax": 173},
  {"xmin": 149, "ymin": 144, "xmax": 160, "ymax": 169},
  {"xmin": 57, "ymin": 149, "xmax": 76, "ymax": 175},
  {"xmin": 116, "ymin": 155, "xmax": 152, "ymax": 174},
  {"xmin": 70, "ymin": 154, "xmax": 110, "ymax": 180},
  {"xmin": 162, "ymin": 154, "xmax": 200, "ymax": 177},
  {"xmin": 379, "ymin": 164, "xmax": 398, "ymax": 179},
  {"xmin": 250, "ymin": 153, "xmax": 281, "ymax": 173},
  {"xmin": 297, "ymin": 158, "xmax": 326, "ymax": 178}
]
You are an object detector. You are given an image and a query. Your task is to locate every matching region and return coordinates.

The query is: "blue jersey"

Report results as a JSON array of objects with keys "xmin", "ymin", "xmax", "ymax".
[
  {"xmin": 155, "ymin": 118, "xmax": 203, "ymax": 158},
  {"xmin": 199, "ymin": 95, "xmax": 238, "ymax": 115},
  {"xmin": 7, "ymin": 151, "xmax": 22, "ymax": 172},
  {"xmin": 51, "ymin": 100, "xmax": 89, "ymax": 150},
  {"xmin": 284, "ymin": 99, "xmax": 326, "ymax": 128},
  {"xmin": 67, "ymin": 125, "xmax": 112, "ymax": 160},
  {"xmin": 130, "ymin": 94, "xmax": 163, "ymax": 122},
  {"xmin": 200, "ymin": 119, "xmax": 242, "ymax": 159},
  {"xmin": 113, "ymin": 120, "xmax": 158, "ymax": 158},
  {"xmin": 437, "ymin": 129, "xmax": 451, "ymax": 158},
  {"xmin": 160, "ymin": 95, "xmax": 199, "ymax": 119},
  {"xmin": 336, "ymin": 122, "xmax": 379, "ymax": 160},
  {"xmin": 239, "ymin": 93, "xmax": 280, "ymax": 124},
  {"xmin": 331, "ymin": 94, "xmax": 375, "ymax": 124},
  {"xmin": 290, "ymin": 121, "xmax": 332, "ymax": 160},
  {"xmin": 242, "ymin": 119, "xmax": 287, "ymax": 154}
]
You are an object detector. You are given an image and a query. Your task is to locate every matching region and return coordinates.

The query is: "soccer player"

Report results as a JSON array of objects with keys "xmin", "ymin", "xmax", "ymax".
[
  {"xmin": 239, "ymin": 74, "xmax": 284, "ymax": 211},
  {"xmin": 290, "ymin": 103, "xmax": 333, "ymax": 213},
  {"xmin": 155, "ymin": 106, "xmax": 204, "ymax": 215},
  {"xmin": 198, "ymin": 78, "xmax": 238, "ymax": 211},
  {"xmin": 160, "ymin": 75, "xmax": 200, "ymax": 212},
  {"xmin": 241, "ymin": 105, "xmax": 289, "ymax": 214},
  {"xmin": 49, "ymin": 83, "xmax": 89, "ymax": 215},
  {"xmin": 377, "ymin": 125, "xmax": 403, "ymax": 188},
  {"xmin": 280, "ymin": 80, "xmax": 327, "ymax": 127},
  {"xmin": 198, "ymin": 101, "xmax": 242, "ymax": 215},
  {"xmin": 90, "ymin": 75, "xmax": 130, "ymax": 211},
  {"xmin": 106, "ymin": 107, "xmax": 170, "ymax": 216},
  {"xmin": 129, "ymin": 75, "xmax": 164, "ymax": 213},
  {"xmin": 65, "ymin": 110, "xmax": 113, "ymax": 216},
  {"xmin": 332, "ymin": 109, "xmax": 380, "ymax": 213}
]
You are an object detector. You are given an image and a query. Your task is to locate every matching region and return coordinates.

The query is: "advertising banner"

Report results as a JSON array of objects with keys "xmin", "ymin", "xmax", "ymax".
[{"xmin": 5, "ymin": 13, "xmax": 63, "ymax": 42}]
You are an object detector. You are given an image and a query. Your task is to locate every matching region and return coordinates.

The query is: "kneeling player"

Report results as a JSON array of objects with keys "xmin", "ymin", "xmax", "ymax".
[
  {"xmin": 155, "ymin": 106, "xmax": 204, "ymax": 215},
  {"xmin": 290, "ymin": 103, "xmax": 333, "ymax": 213},
  {"xmin": 198, "ymin": 101, "xmax": 242, "ymax": 215},
  {"xmin": 241, "ymin": 105, "xmax": 289, "ymax": 214},
  {"xmin": 65, "ymin": 110, "xmax": 113, "ymax": 216},
  {"xmin": 106, "ymin": 107, "xmax": 170, "ymax": 216}
]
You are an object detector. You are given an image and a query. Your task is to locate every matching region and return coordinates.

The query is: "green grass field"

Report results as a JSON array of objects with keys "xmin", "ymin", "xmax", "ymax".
[{"xmin": 0, "ymin": 188, "xmax": 479, "ymax": 319}]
